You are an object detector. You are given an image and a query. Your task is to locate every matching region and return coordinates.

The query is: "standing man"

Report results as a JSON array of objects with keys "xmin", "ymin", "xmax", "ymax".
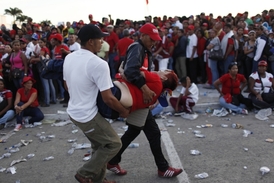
[
  {"xmin": 107, "ymin": 23, "xmax": 183, "ymax": 178},
  {"xmin": 63, "ymin": 24, "xmax": 130, "ymax": 183},
  {"xmin": 186, "ymin": 25, "xmax": 198, "ymax": 83}
]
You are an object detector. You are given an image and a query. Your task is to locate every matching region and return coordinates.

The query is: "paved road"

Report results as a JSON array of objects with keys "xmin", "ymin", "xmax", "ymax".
[{"xmin": 0, "ymin": 86, "xmax": 274, "ymax": 183}]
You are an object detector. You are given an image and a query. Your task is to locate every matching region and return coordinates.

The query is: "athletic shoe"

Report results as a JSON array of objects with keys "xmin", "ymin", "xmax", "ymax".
[
  {"xmin": 107, "ymin": 163, "xmax": 127, "ymax": 175},
  {"xmin": 158, "ymin": 167, "xmax": 183, "ymax": 178},
  {"xmin": 14, "ymin": 124, "xmax": 22, "ymax": 132},
  {"xmin": 241, "ymin": 109, "xmax": 248, "ymax": 115},
  {"xmin": 181, "ymin": 113, "xmax": 198, "ymax": 120}
]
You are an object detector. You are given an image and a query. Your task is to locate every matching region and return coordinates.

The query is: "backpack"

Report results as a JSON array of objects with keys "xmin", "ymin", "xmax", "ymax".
[{"xmin": 260, "ymin": 34, "xmax": 272, "ymax": 57}]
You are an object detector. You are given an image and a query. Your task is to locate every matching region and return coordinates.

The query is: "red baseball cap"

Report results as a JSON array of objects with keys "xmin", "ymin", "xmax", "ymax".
[
  {"xmin": 51, "ymin": 33, "xmax": 63, "ymax": 42},
  {"xmin": 258, "ymin": 60, "xmax": 267, "ymax": 67},
  {"xmin": 187, "ymin": 25, "xmax": 195, "ymax": 30},
  {"xmin": 139, "ymin": 23, "xmax": 161, "ymax": 41}
]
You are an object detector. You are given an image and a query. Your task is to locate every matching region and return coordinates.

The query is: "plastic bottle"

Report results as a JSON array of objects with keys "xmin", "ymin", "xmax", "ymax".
[
  {"xmin": 128, "ymin": 143, "xmax": 139, "ymax": 148},
  {"xmin": 13, "ymin": 143, "xmax": 23, "ymax": 148},
  {"xmin": 43, "ymin": 156, "xmax": 54, "ymax": 161},
  {"xmin": 195, "ymin": 134, "xmax": 205, "ymax": 138},
  {"xmin": 194, "ymin": 172, "xmax": 209, "ymax": 179},
  {"xmin": 33, "ymin": 122, "xmax": 42, "ymax": 126},
  {"xmin": 9, "ymin": 148, "xmax": 20, "ymax": 153},
  {"xmin": 221, "ymin": 124, "xmax": 228, "ymax": 128},
  {"xmin": 193, "ymin": 130, "xmax": 201, "ymax": 134},
  {"xmin": 166, "ymin": 123, "xmax": 175, "ymax": 127},
  {"xmin": 47, "ymin": 135, "xmax": 56, "ymax": 139},
  {"xmin": 67, "ymin": 148, "xmax": 75, "ymax": 155},
  {"xmin": 190, "ymin": 150, "xmax": 201, "ymax": 155},
  {"xmin": 243, "ymin": 130, "xmax": 253, "ymax": 137},
  {"xmin": 67, "ymin": 139, "xmax": 77, "ymax": 143},
  {"xmin": 74, "ymin": 143, "xmax": 91, "ymax": 149},
  {"xmin": 27, "ymin": 154, "xmax": 35, "ymax": 159},
  {"xmin": 72, "ymin": 129, "xmax": 78, "ymax": 134}
]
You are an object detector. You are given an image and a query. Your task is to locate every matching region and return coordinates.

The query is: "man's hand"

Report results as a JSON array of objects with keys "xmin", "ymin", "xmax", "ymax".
[
  {"xmin": 141, "ymin": 84, "xmax": 156, "ymax": 104},
  {"xmin": 119, "ymin": 108, "xmax": 130, "ymax": 118}
]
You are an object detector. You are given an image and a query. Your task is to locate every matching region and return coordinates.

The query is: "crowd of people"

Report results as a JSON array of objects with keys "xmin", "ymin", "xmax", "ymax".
[{"xmin": 0, "ymin": 8, "xmax": 274, "ymax": 182}]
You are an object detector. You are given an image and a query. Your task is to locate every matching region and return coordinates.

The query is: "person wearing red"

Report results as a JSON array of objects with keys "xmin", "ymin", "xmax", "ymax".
[
  {"xmin": 88, "ymin": 14, "xmax": 97, "ymax": 25},
  {"xmin": 97, "ymin": 70, "xmax": 178, "ymax": 118},
  {"xmin": 116, "ymin": 29, "xmax": 134, "ymax": 74},
  {"xmin": 196, "ymin": 29, "xmax": 207, "ymax": 83},
  {"xmin": 13, "ymin": 77, "xmax": 44, "ymax": 131},
  {"xmin": 214, "ymin": 62, "xmax": 253, "ymax": 114},
  {"xmin": 105, "ymin": 25, "xmax": 119, "ymax": 78}
]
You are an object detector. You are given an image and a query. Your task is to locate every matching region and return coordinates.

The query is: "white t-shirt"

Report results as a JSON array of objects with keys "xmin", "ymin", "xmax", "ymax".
[
  {"xmin": 186, "ymin": 34, "xmax": 198, "ymax": 58},
  {"xmin": 69, "ymin": 42, "xmax": 81, "ymax": 52},
  {"xmin": 27, "ymin": 42, "xmax": 35, "ymax": 52},
  {"xmin": 249, "ymin": 71, "xmax": 273, "ymax": 93},
  {"xmin": 180, "ymin": 83, "xmax": 199, "ymax": 103},
  {"xmin": 22, "ymin": 47, "xmax": 33, "ymax": 59},
  {"xmin": 63, "ymin": 49, "xmax": 113, "ymax": 122}
]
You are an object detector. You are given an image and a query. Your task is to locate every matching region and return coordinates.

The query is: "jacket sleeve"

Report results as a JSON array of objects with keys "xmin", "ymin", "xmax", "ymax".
[
  {"xmin": 123, "ymin": 43, "xmax": 146, "ymax": 89},
  {"xmin": 254, "ymin": 37, "xmax": 266, "ymax": 61}
]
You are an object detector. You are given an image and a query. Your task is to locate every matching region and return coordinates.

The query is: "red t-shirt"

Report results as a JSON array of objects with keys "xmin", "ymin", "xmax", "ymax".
[
  {"xmin": 167, "ymin": 41, "xmax": 174, "ymax": 57},
  {"xmin": 117, "ymin": 37, "xmax": 134, "ymax": 57},
  {"xmin": 218, "ymin": 31, "xmax": 225, "ymax": 42},
  {"xmin": 219, "ymin": 73, "xmax": 245, "ymax": 95},
  {"xmin": 197, "ymin": 37, "xmax": 207, "ymax": 57},
  {"xmin": 105, "ymin": 32, "xmax": 119, "ymax": 53},
  {"xmin": 17, "ymin": 88, "xmax": 39, "ymax": 107},
  {"xmin": 123, "ymin": 71, "xmax": 162, "ymax": 112},
  {"xmin": 54, "ymin": 44, "xmax": 69, "ymax": 60},
  {"xmin": 41, "ymin": 47, "xmax": 50, "ymax": 56},
  {"xmin": 0, "ymin": 89, "xmax": 12, "ymax": 99},
  {"xmin": 226, "ymin": 38, "xmax": 235, "ymax": 56}
]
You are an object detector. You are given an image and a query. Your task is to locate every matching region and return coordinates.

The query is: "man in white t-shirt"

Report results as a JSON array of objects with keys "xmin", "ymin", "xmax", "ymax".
[
  {"xmin": 169, "ymin": 76, "xmax": 199, "ymax": 118},
  {"xmin": 186, "ymin": 25, "xmax": 198, "ymax": 83},
  {"xmin": 63, "ymin": 24, "xmax": 130, "ymax": 183},
  {"xmin": 68, "ymin": 34, "xmax": 81, "ymax": 52}
]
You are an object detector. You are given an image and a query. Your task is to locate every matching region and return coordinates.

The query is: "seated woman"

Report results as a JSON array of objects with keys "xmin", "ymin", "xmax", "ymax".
[
  {"xmin": 0, "ymin": 78, "xmax": 15, "ymax": 130},
  {"xmin": 13, "ymin": 77, "xmax": 44, "ymax": 131},
  {"xmin": 214, "ymin": 62, "xmax": 253, "ymax": 115},
  {"xmin": 248, "ymin": 60, "xmax": 274, "ymax": 109},
  {"xmin": 97, "ymin": 70, "xmax": 178, "ymax": 119}
]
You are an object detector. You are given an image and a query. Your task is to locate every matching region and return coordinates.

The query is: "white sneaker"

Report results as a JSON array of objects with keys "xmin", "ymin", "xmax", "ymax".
[
  {"xmin": 14, "ymin": 124, "xmax": 22, "ymax": 132},
  {"xmin": 241, "ymin": 109, "xmax": 248, "ymax": 115},
  {"xmin": 181, "ymin": 113, "xmax": 198, "ymax": 120}
]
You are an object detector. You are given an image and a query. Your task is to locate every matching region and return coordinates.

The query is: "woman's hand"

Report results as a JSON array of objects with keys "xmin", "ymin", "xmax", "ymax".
[
  {"xmin": 14, "ymin": 105, "xmax": 23, "ymax": 114},
  {"xmin": 256, "ymin": 94, "xmax": 263, "ymax": 101}
]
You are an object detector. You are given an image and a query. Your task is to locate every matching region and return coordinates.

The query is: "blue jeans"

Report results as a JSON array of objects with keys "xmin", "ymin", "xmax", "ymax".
[
  {"xmin": 57, "ymin": 80, "xmax": 65, "ymax": 99},
  {"xmin": 209, "ymin": 59, "xmax": 219, "ymax": 86},
  {"xmin": 108, "ymin": 53, "xmax": 117, "ymax": 79},
  {"xmin": 16, "ymin": 102, "xmax": 44, "ymax": 124},
  {"xmin": 223, "ymin": 55, "xmax": 235, "ymax": 74},
  {"xmin": 151, "ymin": 103, "xmax": 164, "ymax": 116},
  {"xmin": 252, "ymin": 60, "xmax": 259, "ymax": 73},
  {"xmin": 40, "ymin": 74, "xmax": 56, "ymax": 105},
  {"xmin": 219, "ymin": 97, "xmax": 245, "ymax": 114},
  {"xmin": 0, "ymin": 110, "xmax": 15, "ymax": 125},
  {"xmin": 168, "ymin": 57, "xmax": 174, "ymax": 70},
  {"xmin": 13, "ymin": 78, "xmax": 23, "ymax": 90}
]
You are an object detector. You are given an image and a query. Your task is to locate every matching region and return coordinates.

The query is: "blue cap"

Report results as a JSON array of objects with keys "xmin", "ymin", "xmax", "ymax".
[{"xmin": 32, "ymin": 33, "xmax": 38, "ymax": 40}]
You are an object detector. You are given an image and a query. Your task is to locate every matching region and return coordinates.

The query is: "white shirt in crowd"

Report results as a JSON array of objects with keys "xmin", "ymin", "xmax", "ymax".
[
  {"xmin": 250, "ymin": 71, "xmax": 273, "ymax": 93},
  {"xmin": 27, "ymin": 41, "xmax": 35, "ymax": 52},
  {"xmin": 180, "ymin": 83, "xmax": 199, "ymax": 103},
  {"xmin": 186, "ymin": 34, "xmax": 198, "ymax": 58},
  {"xmin": 69, "ymin": 42, "xmax": 81, "ymax": 52},
  {"xmin": 63, "ymin": 49, "xmax": 113, "ymax": 122}
]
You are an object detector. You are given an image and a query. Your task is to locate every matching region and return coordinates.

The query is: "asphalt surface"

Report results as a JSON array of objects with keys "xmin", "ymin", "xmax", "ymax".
[{"xmin": 0, "ymin": 85, "xmax": 274, "ymax": 183}]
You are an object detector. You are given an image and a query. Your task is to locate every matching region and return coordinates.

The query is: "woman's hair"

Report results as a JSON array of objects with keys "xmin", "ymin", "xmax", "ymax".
[
  {"xmin": 11, "ymin": 40, "xmax": 20, "ymax": 46},
  {"xmin": 162, "ymin": 71, "xmax": 178, "ymax": 91},
  {"xmin": 228, "ymin": 62, "xmax": 238, "ymax": 70}
]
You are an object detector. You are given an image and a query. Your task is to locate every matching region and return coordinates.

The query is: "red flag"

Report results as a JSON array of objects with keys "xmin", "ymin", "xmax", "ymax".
[{"xmin": 146, "ymin": 0, "xmax": 149, "ymax": 4}]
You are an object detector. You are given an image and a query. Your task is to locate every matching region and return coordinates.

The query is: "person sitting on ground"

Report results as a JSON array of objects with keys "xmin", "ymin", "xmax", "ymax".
[
  {"xmin": 149, "ymin": 100, "xmax": 165, "ymax": 118},
  {"xmin": 169, "ymin": 76, "xmax": 199, "ymax": 119},
  {"xmin": 214, "ymin": 62, "xmax": 253, "ymax": 114},
  {"xmin": 0, "ymin": 78, "xmax": 15, "ymax": 130},
  {"xmin": 13, "ymin": 77, "xmax": 44, "ymax": 131},
  {"xmin": 97, "ymin": 69, "xmax": 178, "ymax": 119},
  {"xmin": 248, "ymin": 60, "xmax": 274, "ymax": 109}
]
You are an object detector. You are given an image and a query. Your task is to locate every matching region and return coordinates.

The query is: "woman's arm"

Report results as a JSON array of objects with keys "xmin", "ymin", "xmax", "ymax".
[
  {"xmin": 21, "ymin": 52, "xmax": 28, "ymax": 76},
  {"xmin": 206, "ymin": 44, "xmax": 214, "ymax": 50},
  {"xmin": 249, "ymin": 77, "xmax": 263, "ymax": 101},
  {"xmin": 240, "ymin": 78, "xmax": 247, "ymax": 92},
  {"xmin": 214, "ymin": 79, "xmax": 223, "ymax": 96}
]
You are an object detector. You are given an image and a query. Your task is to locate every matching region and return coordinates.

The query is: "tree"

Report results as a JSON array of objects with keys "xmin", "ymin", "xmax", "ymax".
[
  {"xmin": 4, "ymin": 7, "xmax": 23, "ymax": 23},
  {"xmin": 40, "ymin": 20, "xmax": 52, "ymax": 26},
  {"xmin": 16, "ymin": 14, "xmax": 28, "ymax": 23}
]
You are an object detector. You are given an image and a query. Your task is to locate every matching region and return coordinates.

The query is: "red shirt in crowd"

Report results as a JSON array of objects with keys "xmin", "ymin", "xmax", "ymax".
[
  {"xmin": 41, "ymin": 47, "xmax": 50, "ymax": 57},
  {"xmin": 219, "ymin": 73, "xmax": 246, "ymax": 95},
  {"xmin": 117, "ymin": 37, "xmax": 134, "ymax": 57},
  {"xmin": 105, "ymin": 32, "xmax": 119, "ymax": 53},
  {"xmin": 17, "ymin": 88, "xmax": 39, "ymax": 107},
  {"xmin": 122, "ymin": 70, "xmax": 162, "ymax": 112},
  {"xmin": 197, "ymin": 37, "xmax": 207, "ymax": 57},
  {"xmin": 54, "ymin": 44, "xmax": 69, "ymax": 60},
  {"xmin": 226, "ymin": 38, "xmax": 235, "ymax": 56},
  {"xmin": 0, "ymin": 89, "xmax": 12, "ymax": 100}
]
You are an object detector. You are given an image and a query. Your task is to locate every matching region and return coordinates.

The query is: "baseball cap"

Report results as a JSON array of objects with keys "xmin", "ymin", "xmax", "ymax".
[
  {"xmin": 258, "ymin": 60, "xmax": 267, "ymax": 67},
  {"xmin": 77, "ymin": 24, "xmax": 109, "ymax": 42},
  {"xmin": 31, "ymin": 33, "xmax": 38, "ymax": 40},
  {"xmin": 187, "ymin": 25, "xmax": 195, "ymax": 30},
  {"xmin": 139, "ymin": 23, "xmax": 161, "ymax": 41},
  {"xmin": 20, "ymin": 38, "xmax": 28, "ymax": 43},
  {"xmin": 51, "ymin": 33, "xmax": 63, "ymax": 42}
]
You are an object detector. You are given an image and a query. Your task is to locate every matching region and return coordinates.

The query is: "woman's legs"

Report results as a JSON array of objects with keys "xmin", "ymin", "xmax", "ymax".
[
  {"xmin": 219, "ymin": 96, "xmax": 243, "ymax": 113},
  {"xmin": 40, "ymin": 74, "xmax": 50, "ymax": 105},
  {"xmin": 48, "ymin": 79, "xmax": 56, "ymax": 103},
  {"xmin": 209, "ymin": 59, "xmax": 219, "ymax": 86},
  {"xmin": 0, "ymin": 110, "xmax": 15, "ymax": 125}
]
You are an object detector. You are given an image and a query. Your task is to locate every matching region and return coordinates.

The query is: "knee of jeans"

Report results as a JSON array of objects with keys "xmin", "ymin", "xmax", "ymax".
[{"xmin": 17, "ymin": 102, "xmax": 24, "ymax": 106}]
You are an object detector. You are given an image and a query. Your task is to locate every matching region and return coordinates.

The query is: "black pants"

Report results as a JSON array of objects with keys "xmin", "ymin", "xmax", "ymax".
[
  {"xmin": 186, "ymin": 57, "xmax": 198, "ymax": 83},
  {"xmin": 249, "ymin": 93, "xmax": 274, "ymax": 109},
  {"xmin": 108, "ymin": 110, "xmax": 169, "ymax": 171}
]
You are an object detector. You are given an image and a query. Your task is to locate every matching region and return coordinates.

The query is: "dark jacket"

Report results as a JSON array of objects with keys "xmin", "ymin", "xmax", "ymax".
[
  {"xmin": 122, "ymin": 40, "xmax": 153, "ymax": 89},
  {"xmin": 173, "ymin": 35, "xmax": 187, "ymax": 58}
]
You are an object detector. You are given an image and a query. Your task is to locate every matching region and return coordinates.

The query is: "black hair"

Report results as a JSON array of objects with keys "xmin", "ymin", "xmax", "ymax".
[
  {"xmin": 0, "ymin": 79, "xmax": 5, "ymax": 87},
  {"xmin": 228, "ymin": 62, "xmax": 238, "ymax": 70},
  {"xmin": 180, "ymin": 77, "xmax": 187, "ymax": 84},
  {"xmin": 224, "ymin": 23, "xmax": 232, "ymax": 29}
]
